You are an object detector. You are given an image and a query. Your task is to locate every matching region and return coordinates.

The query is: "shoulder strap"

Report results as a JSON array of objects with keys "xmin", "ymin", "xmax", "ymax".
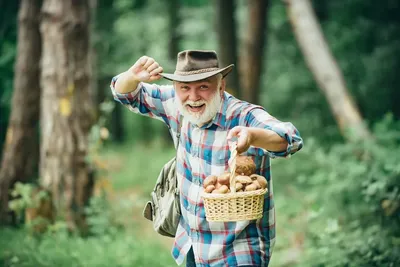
[
  {"xmin": 174, "ymin": 115, "xmax": 183, "ymax": 191},
  {"xmin": 176, "ymin": 115, "xmax": 183, "ymax": 149}
]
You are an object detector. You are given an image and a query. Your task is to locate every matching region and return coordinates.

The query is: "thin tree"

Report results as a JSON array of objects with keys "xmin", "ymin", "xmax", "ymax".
[
  {"xmin": 284, "ymin": 0, "xmax": 372, "ymax": 141},
  {"xmin": 95, "ymin": 0, "xmax": 125, "ymax": 143},
  {"xmin": 215, "ymin": 0, "xmax": 240, "ymax": 97},
  {"xmin": 160, "ymin": 0, "xmax": 182, "ymax": 146},
  {"xmin": 167, "ymin": 0, "xmax": 181, "ymax": 62},
  {"xmin": 0, "ymin": 0, "xmax": 42, "ymax": 225},
  {"xmin": 40, "ymin": 0, "xmax": 95, "ymax": 233},
  {"xmin": 240, "ymin": 0, "xmax": 269, "ymax": 104}
]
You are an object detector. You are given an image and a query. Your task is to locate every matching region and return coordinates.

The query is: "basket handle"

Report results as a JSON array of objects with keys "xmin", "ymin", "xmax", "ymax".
[{"xmin": 228, "ymin": 142, "xmax": 238, "ymax": 193}]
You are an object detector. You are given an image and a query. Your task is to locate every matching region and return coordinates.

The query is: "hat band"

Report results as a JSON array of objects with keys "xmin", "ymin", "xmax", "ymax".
[{"xmin": 174, "ymin": 67, "xmax": 220, "ymax": 76}]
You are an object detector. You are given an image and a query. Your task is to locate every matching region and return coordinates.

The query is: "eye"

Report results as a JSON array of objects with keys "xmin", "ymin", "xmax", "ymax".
[
  {"xmin": 180, "ymin": 86, "xmax": 189, "ymax": 91},
  {"xmin": 199, "ymin": 85, "xmax": 209, "ymax": 90}
]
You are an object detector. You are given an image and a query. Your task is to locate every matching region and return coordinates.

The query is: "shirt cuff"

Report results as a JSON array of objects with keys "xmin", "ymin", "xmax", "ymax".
[
  {"xmin": 110, "ymin": 75, "xmax": 141, "ymax": 105},
  {"xmin": 263, "ymin": 122, "xmax": 301, "ymax": 158}
]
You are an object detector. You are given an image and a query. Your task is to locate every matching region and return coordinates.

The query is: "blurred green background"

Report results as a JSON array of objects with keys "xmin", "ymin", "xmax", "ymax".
[{"xmin": 0, "ymin": 0, "xmax": 399, "ymax": 266}]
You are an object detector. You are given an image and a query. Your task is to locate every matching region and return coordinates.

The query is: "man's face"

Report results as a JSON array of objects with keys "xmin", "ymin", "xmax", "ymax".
[{"xmin": 175, "ymin": 75, "xmax": 225, "ymax": 126}]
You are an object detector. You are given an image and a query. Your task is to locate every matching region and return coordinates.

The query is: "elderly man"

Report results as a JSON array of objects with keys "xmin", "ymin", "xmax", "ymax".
[{"xmin": 111, "ymin": 50, "xmax": 303, "ymax": 267}]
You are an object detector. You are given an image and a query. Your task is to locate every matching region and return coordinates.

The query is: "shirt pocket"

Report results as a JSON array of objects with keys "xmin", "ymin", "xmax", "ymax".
[{"xmin": 204, "ymin": 148, "xmax": 229, "ymax": 168}]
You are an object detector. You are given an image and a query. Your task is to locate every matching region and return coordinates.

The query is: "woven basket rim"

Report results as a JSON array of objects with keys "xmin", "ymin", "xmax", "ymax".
[{"xmin": 201, "ymin": 188, "xmax": 267, "ymax": 200}]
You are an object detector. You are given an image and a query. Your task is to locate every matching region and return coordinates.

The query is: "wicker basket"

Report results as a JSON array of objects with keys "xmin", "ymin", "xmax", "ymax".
[
  {"xmin": 201, "ymin": 188, "xmax": 267, "ymax": 222},
  {"xmin": 201, "ymin": 143, "xmax": 268, "ymax": 222}
]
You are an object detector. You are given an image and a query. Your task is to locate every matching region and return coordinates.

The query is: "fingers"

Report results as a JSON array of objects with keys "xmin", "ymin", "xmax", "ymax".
[
  {"xmin": 129, "ymin": 56, "xmax": 163, "ymax": 82},
  {"xmin": 147, "ymin": 62, "xmax": 158, "ymax": 73},
  {"xmin": 130, "ymin": 58, "xmax": 144, "ymax": 72},
  {"xmin": 148, "ymin": 74, "xmax": 162, "ymax": 82},
  {"xmin": 227, "ymin": 126, "xmax": 250, "ymax": 154},
  {"xmin": 143, "ymin": 57, "xmax": 155, "ymax": 69},
  {"xmin": 227, "ymin": 126, "xmax": 242, "ymax": 140},
  {"xmin": 237, "ymin": 133, "xmax": 249, "ymax": 153},
  {"xmin": 150, "ymin": 66, "xmax": 163, "ymax": 76}
]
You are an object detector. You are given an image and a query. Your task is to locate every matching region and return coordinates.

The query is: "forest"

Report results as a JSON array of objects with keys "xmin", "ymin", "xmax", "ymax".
[{"xmin": 0, "ymin": 0, "xmax": 399, "ymax": 266}]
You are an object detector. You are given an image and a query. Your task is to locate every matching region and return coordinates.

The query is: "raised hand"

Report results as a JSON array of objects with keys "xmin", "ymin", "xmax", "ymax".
[{"xmin": 128, "ymin": 56, "xmax": 164, "ymax": 82}]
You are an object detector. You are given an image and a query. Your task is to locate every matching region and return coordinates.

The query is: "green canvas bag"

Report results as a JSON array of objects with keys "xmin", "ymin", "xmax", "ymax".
[{"xmin": 142, "ymin": 117, "xmax": 183, "ymax": 238}]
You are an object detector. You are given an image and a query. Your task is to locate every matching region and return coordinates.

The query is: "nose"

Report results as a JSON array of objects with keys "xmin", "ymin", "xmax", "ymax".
[{"xmin": 188, "ymin": 89, "xmax": 201, "ymax": 102}]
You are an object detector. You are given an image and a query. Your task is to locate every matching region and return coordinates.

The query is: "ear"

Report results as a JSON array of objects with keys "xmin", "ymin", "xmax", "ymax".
[{"xmin": 219, "ymin": 78, "xmax": 226, "ymax": 97}]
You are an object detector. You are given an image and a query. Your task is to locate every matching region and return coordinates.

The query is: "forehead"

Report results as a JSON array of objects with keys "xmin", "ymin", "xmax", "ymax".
[{"xmin": 175, "ymin": 76, "xmax": 218, "ymax": 86}]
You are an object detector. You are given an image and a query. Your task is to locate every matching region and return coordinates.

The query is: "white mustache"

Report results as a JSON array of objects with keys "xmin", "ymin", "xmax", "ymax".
[{"xmin": 185, "ymin": 100, "xmax": 206, "ymax": 107}]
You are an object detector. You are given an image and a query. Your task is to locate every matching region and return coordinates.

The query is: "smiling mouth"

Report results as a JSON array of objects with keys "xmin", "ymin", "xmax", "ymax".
[{"xmin": 187, "ymin": 104, "xmax": 205, "ymax": 112}]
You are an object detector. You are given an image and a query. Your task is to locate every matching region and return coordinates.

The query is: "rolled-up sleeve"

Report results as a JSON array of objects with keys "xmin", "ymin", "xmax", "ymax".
[
  {"xmin": 245, "ymin": 107, "xmax": 303, "ymax": 158},
  {"xmin": 110, "ymin": 74, "xmax": 176, "ymax": 126},
  {"xmin": 110, "ymin": 74, "xmax": 142, "ymax": 105}
]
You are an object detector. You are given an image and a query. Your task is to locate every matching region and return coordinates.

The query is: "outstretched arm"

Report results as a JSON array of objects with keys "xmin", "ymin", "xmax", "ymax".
[
  {"xmin": 228, "ymin": 108, "xmax": 303, "ymax": 157},
  {"xmin": 228, "ymin": 126, "xmax": 289, "ymax": 154}
]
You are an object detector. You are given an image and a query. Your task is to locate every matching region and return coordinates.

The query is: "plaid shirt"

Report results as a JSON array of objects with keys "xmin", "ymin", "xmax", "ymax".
[{"xmin": 111, "ymin": 77, "xmax": 303, "ymax": 267}]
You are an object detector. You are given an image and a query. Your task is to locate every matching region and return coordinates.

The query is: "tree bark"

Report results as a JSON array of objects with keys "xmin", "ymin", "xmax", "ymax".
[
  {"xmin": 240, "ymin": 0, "xmax": 269, "ymax": 104},
  {"xmin": 285, "ymin": 0, "xmax": 372, "ymax": 141},
  {"xmin": 157, "ymin": 0, "xmax": 182, "ymax": 146},
  {"xmin": 40, "ymin": 0, "xmax": 95, "ymax": 233},
  {"xmin": 167, "ymin": 0, "xmax": 181, "ymax": 62},
  {"xmin": 0, "ymin": 0, "xmax": 42, "ymax": 225},
  {"xmin": 215, "ymin": 0, "xmax": 240, "ymax": 97},
  {"xmin": 88, "ymin": 0, "xmax": 98, "ymax": 119}
]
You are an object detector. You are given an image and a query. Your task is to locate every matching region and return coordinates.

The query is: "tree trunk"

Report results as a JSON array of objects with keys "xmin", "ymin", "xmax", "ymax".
[
  {"xmin": 215, "ymin": 0, "xmax": 240, "ymax": 97},
  {"xmin": 161, "ymin": 0, "xmax": 181, "ymax": 146},
  {"xmin": 285, "ymin": 0, "xmax": 372, "ymax": 141},
  {"xmin": 111, "ymin": 102, "xmax": 125, "ymax": 142},
  {"xmin": 240, "ymin": 0, "xmax": 269, "ymax": 104},
  {"xmin": 88, "ymin": 0, "xmax": 98, "ymax": 119},
  {"xmin": 40, "ymin": 0, "xmax": 95, "ymax": 233},
  {"xmin": 167, "ymin": 0, "xmax": 181, "ymax": 62},
  {"xmin": 0, "ymin": 0, "xmax": 42, "ymax": 225}
]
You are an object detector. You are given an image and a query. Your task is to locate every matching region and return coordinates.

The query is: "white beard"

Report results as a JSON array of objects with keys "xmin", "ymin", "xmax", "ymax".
[{"xmin": 176, "ymin": 90, "xmax": 222, "ymax": 126}]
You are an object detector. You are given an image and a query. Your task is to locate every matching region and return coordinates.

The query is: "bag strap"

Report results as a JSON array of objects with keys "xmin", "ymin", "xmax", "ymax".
[
  {"xmin": 176, "ymin": 114, "xmax": 183, "ymax": 149},
  {"xmin": 174, "ymin": 115, "xmax": 183, "ymax": 191}
]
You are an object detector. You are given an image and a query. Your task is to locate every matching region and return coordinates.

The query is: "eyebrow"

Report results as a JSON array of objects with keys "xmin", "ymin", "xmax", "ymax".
[{"xmin": 179, "ymin": 79, "xmax": 212, "ymax": 86}]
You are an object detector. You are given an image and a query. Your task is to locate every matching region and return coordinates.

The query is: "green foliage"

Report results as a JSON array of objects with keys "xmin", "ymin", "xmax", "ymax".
[
  {"xmin": 85, "ymin": 193, "xmax": 121, "ymax": 237},
  {"xmin": 264, "ymin": 0, "xmax": 400, "ymax": 144},
  {"xmin": 271, "ymin": 116, "xmax": 400, "ymax": 266},
  {"xmin": 8, "ymin": 183, "xmax": 48, "ymax": 221}
]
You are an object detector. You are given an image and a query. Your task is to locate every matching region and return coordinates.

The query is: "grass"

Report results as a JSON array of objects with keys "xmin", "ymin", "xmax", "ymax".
[
  {"xmin": 0, "ymin": 227, "xmax": 176, "ymax": 267},
  {"xmin": 98, "ymin": 140, "xmax": 176, "ymax": 193}
]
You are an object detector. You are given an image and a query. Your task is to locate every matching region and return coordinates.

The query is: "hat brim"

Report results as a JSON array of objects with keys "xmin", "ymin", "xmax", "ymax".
[{"xmin": 160, "ymin": 64, "xmax": 234, "ymax": 82}]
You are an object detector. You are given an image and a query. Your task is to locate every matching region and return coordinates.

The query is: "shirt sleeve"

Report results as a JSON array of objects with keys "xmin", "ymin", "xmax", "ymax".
[
  {"xmin": 244, "ymin": 107, "xmax": 304, "ymax": 158},
  {"xmin": 110, "ymin": 74, "xmax": 176, "ymax": 127}
]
